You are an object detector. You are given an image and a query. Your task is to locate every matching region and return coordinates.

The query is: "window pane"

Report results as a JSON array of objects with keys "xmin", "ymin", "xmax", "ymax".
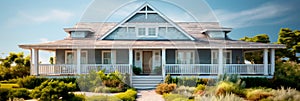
[
  {"xmin": 66, "ymin": 52, "xmax": 75, "ymax": 64},
  {"xmin": 81, "ymin": 52, "xmax": 87, "ymax": 64},
  {"xmin": 138, "ymin": 28, "xmax": 146, "ymax": 36},
  {"xmin": 148, "ymin": 28, "xmax": 156, "ymax": 36}
]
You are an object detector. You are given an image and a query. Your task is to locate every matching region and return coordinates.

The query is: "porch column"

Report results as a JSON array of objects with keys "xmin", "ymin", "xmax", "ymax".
[
  {"xmin": 129, "ymin": 49, "xmax": 133, "ymax": 86},
  {"xmin": 162, "ymin": 48, "xmax": 166, "ymax": 79},
  {"xmin": 263, "ymin": 48, "xmax": 268, "ymax": 75},
  {"xmin": 77, "ymin": 49, "xmax": 81, "ymax": 74},
  {"xmin": 218, "ymin": 48, "xmax": 223, "ymax": 75},
  {"xmin": 271, "ymin": 49, "xmax": 275, "ymax": 75},
  {"xmin": 33, "ymin": 49, "xmax": 39, "ymax": 76}
]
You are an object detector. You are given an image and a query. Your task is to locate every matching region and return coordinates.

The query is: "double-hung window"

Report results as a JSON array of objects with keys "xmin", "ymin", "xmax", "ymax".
[
  {"xmin": 65, "ymin": 51, "xmax": 88, "ymax": 64},
  {"xmin": 137, "ymin": 27, "xmax": 157, "ymax": 37},
  {"xmin": 176, "ymin": 50, "xmax": 195, "ymax": 64},
  {"xmin": 102, "ymin": 51, "xmax": 112, "ymax": 64},
  {"xmin": 211, "ymin": 50, "xmax": 232, "ymax": 64}
]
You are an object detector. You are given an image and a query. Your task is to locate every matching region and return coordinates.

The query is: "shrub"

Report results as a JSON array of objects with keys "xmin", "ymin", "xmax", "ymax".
[
  {"xmin": 266, "ymin": 87, "xmax": 300, "ymax": 101},
  {"xmin": 30, "ymin": 80, "xmax": 77, "ymax": 101},
  {"xmin": 155, "ymin": 83, "xmax": 177, "ymax": 95},
  {"xmin": 94, "ymin": 86, "xmax": 122, "ymax": 93},
  {"xmin": 194, "ymin": 84, "xmax": 206, "ymax": 94},
  {"xmin": 245, "ymin": 88, "xmax": 272, "ymax": 101},
  {"xmin": 115, "ymin": 89, "xmax": 137, "ymax": 101},
  {"xmin": 241, "ymin": 78, "xmax": 272, "ymax": 88},
  {"xmin": 195, "ymin": 94, "xmax": 244, "ymax": 101},
  {"xmin": 69, "ymin": 94, "xmax": 86, "ymax": 101},
  {"xmin": 16, "ymin": 76, "xmax": 47, "ymax": 89},
  {"xmin": 87, "ymin": 95, "xmax": 121, "ymax": 101},
  {"xmin": 8, "ymin": 88, "xmax": 31, "ymax": 100},
  {"xmin": 215, "ymin": 81, "xmax": 244, "ymax": 96},
  {"xmin": 0, "ymin": 88, "xmax": 11, "ymax": 101},
  {"xmin": 163, "ymin": 93, "xmax": 189, "ymax": 101},
  {"xmin": 164, "ymin": 74, "xmax": 172, "ymax": 84},
  {"xmin": 173, "ymin": 86, "xmax": 195, "ymax": 98},
  {"xmin": 132, "ymin": 66, "xmax": 141, "ymax": 75},
  {"xmin": 171, "ymin": 77, "xmax": 209, "ymax": 86}
]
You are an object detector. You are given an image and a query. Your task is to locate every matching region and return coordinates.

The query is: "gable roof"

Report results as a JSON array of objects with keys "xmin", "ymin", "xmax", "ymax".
[{"xmin": 99, "ymin": 2, "xmax": 195, "ymax": 40}]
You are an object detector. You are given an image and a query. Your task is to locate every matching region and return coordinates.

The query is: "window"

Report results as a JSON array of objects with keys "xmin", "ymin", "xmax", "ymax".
[
  {"xmin": 207, "ymin": 32, "xmax": 225, "ymax": 39},
  {"xmin": 102, "ymin": 51, "xmax": 112, "ymax": 64},
  {"xmin": 138, "ymin": 28, "xmax": 146, "ymax": 36},
  {"xmin": 176, "ymin": 50, "xmax": 195, "ymax": 64},
  {"xmin": 65, "ymin": 51, "xmax": 88, "ymax": 64},
  {"xmin": 128, "ymin": 27, "xmax": 135, "ymax": 32},
  {"xmin": 136, "ymin": 52, "xmax": 140, "ymax": 61},
  {"xmin": 211, "ymin": 50, "xmax": 232, "ymax": 64},
  {"xmin": 71, "ymin": 32, "xmax": 88, "ymax": 38},
  {"xmin": 137, "ymin": 27, "xmax": 157, "ymax": 37},
  {"xmin": 148, "ymin": 28, "xmax": 156, "ymax": 36}
]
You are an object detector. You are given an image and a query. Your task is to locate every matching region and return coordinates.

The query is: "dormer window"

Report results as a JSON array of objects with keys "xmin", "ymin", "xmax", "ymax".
[
  {"xmin": 202, "ymin": 28, "xmax": 232, "ymax": 39},
  {"xmin": 71, "ymin": 31, "xmax": 88, "ymax": 38},
  {"xmin": 207, "ymin": 31, "xmax": 226, "ymax": 39},
  {"xmin": 64, "ymin": 28, "xmax": 94, "ymax": 39}
]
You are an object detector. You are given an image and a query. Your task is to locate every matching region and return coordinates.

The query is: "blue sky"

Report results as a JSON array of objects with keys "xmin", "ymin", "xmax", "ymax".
[{"xmin": 0, "ymin": 0, "xmax": 299, "ymax": 63}]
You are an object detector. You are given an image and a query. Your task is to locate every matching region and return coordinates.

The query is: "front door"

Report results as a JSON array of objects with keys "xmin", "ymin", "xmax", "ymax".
[{"xmin": 143, "ymin": 51, "xmax": 152, "ymax": 74}]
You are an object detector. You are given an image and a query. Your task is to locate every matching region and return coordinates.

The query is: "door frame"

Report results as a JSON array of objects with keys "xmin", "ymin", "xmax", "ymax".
[{"xmin": 134, "ymin": 49, "xmax": 161, "ymax": 74}]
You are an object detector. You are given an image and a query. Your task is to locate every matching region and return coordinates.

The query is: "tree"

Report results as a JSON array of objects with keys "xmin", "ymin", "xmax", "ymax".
[
  {"xmin": 277, "ymin": 28, "xmax": 300, "ymax": 62},
  {"xmin": 49, "ymin": 57, "xmax": 54, "ymax": 64},
  {"xmin": 0, "ymin": 52, "xmax": 30, "ymax": 80},
  {"xmin": 240, "ymin": 34, "xmax": 270, "ymax": 64}
]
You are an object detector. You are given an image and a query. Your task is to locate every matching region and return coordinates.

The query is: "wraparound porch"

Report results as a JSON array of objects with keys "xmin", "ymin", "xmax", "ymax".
[{"xmin": 33, "ymin": 64, "xmax": 273, "ymax": 76}]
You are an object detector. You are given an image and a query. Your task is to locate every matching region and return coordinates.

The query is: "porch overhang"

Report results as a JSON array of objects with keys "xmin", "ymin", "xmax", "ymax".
[{"xmin": 18, "ymin": 40, "xmax": 285, "ymax": 50}]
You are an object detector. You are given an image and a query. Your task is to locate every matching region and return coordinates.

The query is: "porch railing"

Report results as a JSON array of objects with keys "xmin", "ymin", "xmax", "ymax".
[
  {"xmin": 224, "ymin": 64, "xmax": 271, "ymax": 74},
  {"xmin": 165, "ymin": 64, "xmax": 219, "ymax": 74},
  {"xmin": 38, "ymin": 64, "xmax": 130, "ymax": 75},
  {"xmin": 165, "ymin": 64, "xmax": 271, "ymax": 75}
]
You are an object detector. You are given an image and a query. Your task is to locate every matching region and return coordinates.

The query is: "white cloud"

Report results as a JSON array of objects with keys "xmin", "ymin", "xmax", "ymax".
[
  {"xmin": 20, "ymin": 9, "xmax": 73, "ymax": 23},
  {"xmin": 214, "ymin": 2, "xmax": 291, "ymax": 28},
  {"xmin": 39, "ymin": 38, "xmax": 49, "ymax": 43}
]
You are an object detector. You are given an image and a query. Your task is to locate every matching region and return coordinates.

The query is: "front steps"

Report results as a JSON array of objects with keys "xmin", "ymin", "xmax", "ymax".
[{"xmin": 132, "ymin": 76, "xmax": 163, "ymax": 89}]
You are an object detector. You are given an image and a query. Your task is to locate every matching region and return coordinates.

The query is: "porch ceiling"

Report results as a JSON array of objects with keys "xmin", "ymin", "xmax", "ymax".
[{"xmin": 19, "ymin": 39, "xmax": 285, "ymax": 50}]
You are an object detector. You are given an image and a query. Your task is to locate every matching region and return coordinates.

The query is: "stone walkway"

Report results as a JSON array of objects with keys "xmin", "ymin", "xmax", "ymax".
[{"xmin": 136, "ymin": 90, "xmax": 164, "ymax": 101}]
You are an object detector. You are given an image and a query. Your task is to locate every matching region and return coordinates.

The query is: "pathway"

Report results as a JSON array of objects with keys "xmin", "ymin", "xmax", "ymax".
[{"xmin": 136, "ymin": 90, "xmax": 164, "ymax": 101}]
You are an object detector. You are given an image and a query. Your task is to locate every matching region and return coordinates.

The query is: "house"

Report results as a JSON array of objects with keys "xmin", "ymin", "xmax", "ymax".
[{"xmin": 19, "ymin": 2, "xmax": 285, "ymax": 88}]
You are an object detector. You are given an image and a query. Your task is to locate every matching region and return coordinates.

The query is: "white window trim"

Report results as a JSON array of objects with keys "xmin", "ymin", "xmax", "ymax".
[
  {"xmin": 65, "ymin": 50, "xmax": 88, "ymax": 64},
  {"xmin": 136, "ymin": 27, "xmax": 158, "ymax": 37},
  {"xmin": 175, "ymin": 50, "xmax": 195, "ymax": 64},
  {"xmin": 101, "ymin": 50, "xmax": 116, "ymax": 64},
  {"xmin": 211, "ymin": 50, "xmax": 232, "ymax": 64}
]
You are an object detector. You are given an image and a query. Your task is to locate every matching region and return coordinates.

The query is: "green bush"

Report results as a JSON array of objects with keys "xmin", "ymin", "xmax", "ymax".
[
  {"xmin": 8, "ymin": 88, "xmax": 31, "ymax": 100},
  {"xmin": 16, "ymin": 76, "xmax": 47, "ymax": 89},
  {"xmin": 215, "ymin": 81, "xmax": 244, "ymax": 96},
  {"xmin": 194, "ymin": 84, "xmax": 206, "ymax": 94},
  {"xmin": 0, "ymin": 88, "xmax": 11, "ymax": 101},
  {"xmin": 241, "ymin": 78, "xmax": 272, "ymax": 88},
  {"xmin": 163, "ymin": 93, "xmax": 189, "ymax": 101},
  {"xmin": 132, "ymin": 66, "xmax": 141, "ymax": 75},
  {"xmin": 155, "ymin": 83, "xmax": 177, "ymax": 95},
  {"xmin": 94, "ymin": 86, "xmax": 122, "ymax": 93},
  {"xmin": 69, "ymin": 94, "xmax": 86, "ymax": 101},
  {"xmin": 115, "ymin": 89, "xmax": 137, "ymax": 101},
  {"xmin": 164, "ymin": 74, "xmax": 172, "ymax": 84},
  {"xmin": 30, "ymin": 80, "xmax": 77, "ymax": 101},
  {"xmin": 171, "ymin": 77, "xmax": 209, "ymax": 86},
  {"xmin": 87, "ymin": 95, "xmax": 121, "ymax": 101}
]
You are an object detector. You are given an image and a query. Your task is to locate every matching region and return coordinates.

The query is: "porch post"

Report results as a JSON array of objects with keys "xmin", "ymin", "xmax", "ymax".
[
  {"xmin": 33, "ymin": 49, "xmax": 39, "ymax": 76},
  {"xmin": 218, "ymin": 48, "xmax": 223, "ymax": 75},
  {"xmin": 77, "ymin": 49, "xmax": 81, "ymax": 74},
  {"xmin": 129, "ymin": 48, "xmax": 133, "ymax": 86},
  {"xmin": 162, "ymin": 48, "xmax": 166, "ymax": 79},
  {"xmin": 271, "ymin": 49, "xmax": 275, "ymax": 75},
  {"xmin": 263, "ymin": 48, "xmax": 268, "ymax": 75},
  {"xmin": 30, "ymin": 49, "xmax": 33, "ymax": 75}
]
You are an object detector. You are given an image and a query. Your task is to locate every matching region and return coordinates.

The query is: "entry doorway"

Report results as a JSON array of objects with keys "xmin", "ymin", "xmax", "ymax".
[{"xmin": 142, "ymin": 51, "xmax": 152, "ymax": 74}]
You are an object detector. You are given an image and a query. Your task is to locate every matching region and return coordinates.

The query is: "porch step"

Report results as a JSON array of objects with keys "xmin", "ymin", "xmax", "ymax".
[{"xmin": 132, "ymin": 76, "xmax": 163, "ymax": 89}]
